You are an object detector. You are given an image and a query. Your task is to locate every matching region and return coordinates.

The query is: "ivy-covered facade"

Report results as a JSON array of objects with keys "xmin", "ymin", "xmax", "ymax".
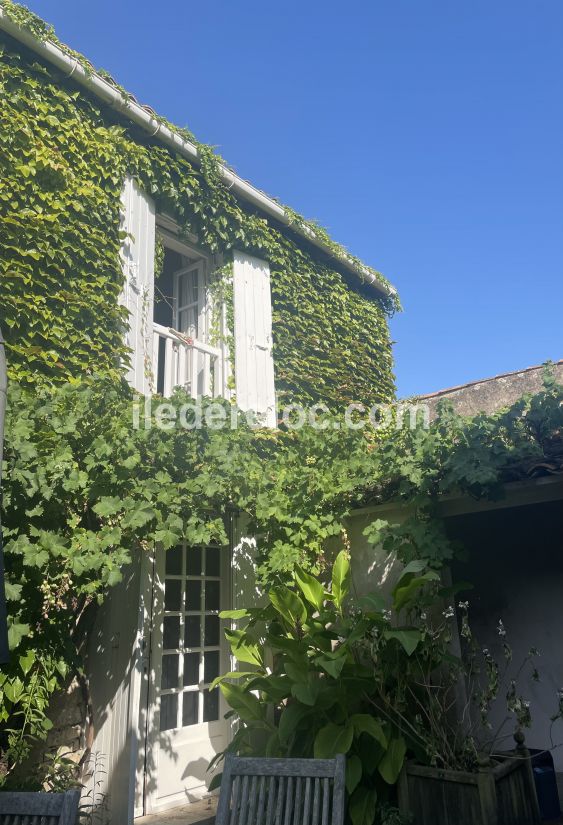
[
  {"xmin": 0, "ymin": 2, "xmax": 397, "ymax": 410},
  {"xmin": 0, "ymin": 2, "xmax": 400, "ymax": 820}
]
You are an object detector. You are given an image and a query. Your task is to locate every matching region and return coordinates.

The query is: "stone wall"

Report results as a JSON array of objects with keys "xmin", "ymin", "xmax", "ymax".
[{"xmin": 418, "ymin": 360, "xmax": 563, "ymax": 418}]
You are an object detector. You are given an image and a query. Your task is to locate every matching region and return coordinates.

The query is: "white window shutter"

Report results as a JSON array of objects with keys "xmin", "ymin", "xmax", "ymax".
[
  {"xmin": 232, "ymin": 251, "xmax": 276, "ymax": 427},
  {"xmin": 120, "ymin": 177, "xmax": 156, "ymax": 395}
]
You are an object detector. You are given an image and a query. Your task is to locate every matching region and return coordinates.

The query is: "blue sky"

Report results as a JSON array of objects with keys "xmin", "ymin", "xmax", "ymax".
[{"xmin": 23, "ymin": 0, "xmax": 563, "ymax": 397}]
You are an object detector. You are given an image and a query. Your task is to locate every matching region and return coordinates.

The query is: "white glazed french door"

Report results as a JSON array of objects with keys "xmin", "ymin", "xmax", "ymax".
[{"xmin": 142, "ymin": 543, "xmax": 230, "ymax": 814}]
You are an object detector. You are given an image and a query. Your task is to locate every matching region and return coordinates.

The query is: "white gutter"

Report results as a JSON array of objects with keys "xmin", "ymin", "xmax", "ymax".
[{"xmin": 0, "ymin": 9, "xmax": 396, "ymax": 302}]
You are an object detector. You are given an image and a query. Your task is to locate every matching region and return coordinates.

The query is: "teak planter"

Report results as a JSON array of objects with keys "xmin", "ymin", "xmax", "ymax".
[{"xmin": 398, "ymin": 750, "xmax": 541, "ymax": 825}]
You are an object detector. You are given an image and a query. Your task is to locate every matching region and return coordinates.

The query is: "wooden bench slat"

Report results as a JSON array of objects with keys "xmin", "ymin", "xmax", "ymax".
[
  {"xmin": 238, "ymin": 775, "xmax": 250, "ymax": 825},
  {"xmin": 217, "ymin": 754, "xmax": 345, "ymax": 825},
  {"xmin": 264, "ymin": 775, "xmax": 276, "ymax": 825},
  {"xmin": 246, "ymin": 775, "xmax": 258, "ymax": 825},
  {"xmin": 0, "ymin": 792, "xmax": 79, "ymax": 825},
  {"xmin": 312, "ymin": 776, "xmax": 321, "ymax": 825},
  {"xmin": 228, "ymin": 758, "xmax": 339, "ymax": 778}
]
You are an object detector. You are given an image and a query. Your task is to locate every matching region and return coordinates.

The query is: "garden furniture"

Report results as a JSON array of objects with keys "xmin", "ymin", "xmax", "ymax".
[
  {"xmin": 0, "ymin": 789, "xmax": 80, "ymax": 824},
  {"xmin": 215, "ymin": 754, "xmax": 346, "ymax": 825}
]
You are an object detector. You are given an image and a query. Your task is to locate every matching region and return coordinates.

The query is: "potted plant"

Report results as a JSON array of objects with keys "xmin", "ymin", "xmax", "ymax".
[{"xmin": 360, "ymin": 571, "xmax": 559, "ymax": 825}]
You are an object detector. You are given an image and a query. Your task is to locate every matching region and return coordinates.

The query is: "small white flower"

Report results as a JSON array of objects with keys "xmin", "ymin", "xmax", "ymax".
[
  {"xmin": 420, "ymin": 611, "xmax": 427, "ymax": 621},
  {"xmin": 524, "ymin": 701, "xmax": 530, "ymax": 708},
  {"xmin": 383, "ymin": 609, "xmax": 392, "ymax": 621},
  {"xmin": 482, "ymin": 648, "xmax": 489, "ymax": 656},
  {"xmin": 458, "ymin": 600, "xmax": 469, "ymax": 609},
  {"xmin": 497, "ymin": 619, "xmax": 506, "ymax": 638},
  {"xmin": 442, "ymin": 606, "xmax": 455, "ymax": 619}
]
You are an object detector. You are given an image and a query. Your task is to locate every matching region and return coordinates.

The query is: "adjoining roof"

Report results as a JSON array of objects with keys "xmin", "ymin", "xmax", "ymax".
[
  {"xmin": 0, "ymin": 3, "xmax": 398, "ymax": 307},
  {"xmin": 417, "ymin": 360, "xmax": 563, "ymax": 419},
  {"xmin": 418, "ymin": 360, "xmax": 563, "ymax": 399}
]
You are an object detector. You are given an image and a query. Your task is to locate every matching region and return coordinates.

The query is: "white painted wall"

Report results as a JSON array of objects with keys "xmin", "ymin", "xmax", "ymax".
[
  {"xmin": 346, "ymin": 504, "xmax": 412, "ymax": 600},
  {"xmin": 448, "ymin": 499, "xmax": 563, "ymax": 772},
  {"xmin": 347, "ymin": 493, "xmax": 563, "ymax": 774}
]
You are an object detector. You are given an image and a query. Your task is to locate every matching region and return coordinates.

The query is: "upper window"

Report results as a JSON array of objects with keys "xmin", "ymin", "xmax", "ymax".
[{"xmin": 174, "ymin": 262, "xmax": 206, "ymax": 341}]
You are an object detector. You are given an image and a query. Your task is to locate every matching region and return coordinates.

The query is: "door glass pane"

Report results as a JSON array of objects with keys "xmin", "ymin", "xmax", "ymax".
[
  {"xmin": 186, "ymin": 547, "xmax": 202, "ymax": 576},
  {"xmin": 204, "ymin": 615, "xmax": 220, "ymax": 647},
  {"xmin": 205, "ymin": 581, "xmax": 220, "ymax": 612},
  {"xmin": 186, "ymin": 580, "xmax": 201, "ymax": 611},
  {"xmin": 163, "ymin": 616, "xmax": 180, "ymax": 649},
  {"xmin": 182, "ymin": 692, "xmax": 198, "ymax": 727},
  {"xmin": 161, "ymin": 654, "xmax": 179, "ymax": 690},
  {"xmin": 184, "ymin": 615, "xmax": 200, "ymax": 648},
  {"xmin": 204, "ymin": 651, "xmax": 219, "ymax": 684},
  {"xmin": 203, "ymin": 689, "xmax": 219, "ymax": 722},
  {"xmin": 165, "ymin": 546, "xmax": 183, "ymax": 575},
  {"xmin": 205, "ymin": 546, "xmax": 221, "ymax": 577},
  {"xmin": 178, "ymin": 306, "xmax": 198, "ymax": 337},
  {"xmin": 160, "ymin": 694, "xmax": 178, "ymax": 732},
  {"xmin": 184, "ymin": 653, "xmax": 200, "ymax": 686},
  {"xmin": 164, "ymin": 580, "xmax": 182, "ymax": 612},
  {"xmin": 179, "ymin": 275, "xmax": 188, "ymax": 307}
]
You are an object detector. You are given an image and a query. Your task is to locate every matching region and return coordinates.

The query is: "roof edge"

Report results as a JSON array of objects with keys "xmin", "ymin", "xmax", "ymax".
[
  {"xmin": 0, "ymin": 4, "xmax": 398, "ymax": 307},
  {"xmin": 416, "ymin": 360, "xmax": 563, "ymax": 400}
]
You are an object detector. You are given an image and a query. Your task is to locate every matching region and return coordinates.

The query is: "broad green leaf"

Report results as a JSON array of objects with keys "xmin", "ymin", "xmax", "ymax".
[
  {"xmin": 349, "ymin": 786, "xmax": 378, "ymax": 825},
  {"xmin": 397, "ymin": 559, "xmax": 428, "ymax": 580},
  {"xmin": 378, "ymin": 736, "xmax": 407, "ymax": 784},
  {"xmin": 285, "ymin": 661, "xmax": 309, "ymax": 684},
  {"xmin": 219, "ymin": 609, "xmax": 250, "ymax": 620},
  {"xmin": 292, "ymin": 678, "xmax": 321, "ymax": 706},
  {"xmin": 224, "ymin": 629, "xmax": 263, "ymax": 667},
  {"xmin": 207, "ymin": 771, "xmax": 223, "ymax": 792},
  {"xmin": 209, "ymin": 671, "xmax": 255, "ymax": 690},
  {"xmin": 219, "ymin": 682, "xmax": 264, "ymax": 722},
  {"xmin": 350, "ymin": 714, "xmax": 387, "ymax": 747},
  {"xmin": 314, "ymin": 653, "xmax": 346, "ymax": 679},
  {"xmin": 332, "ymin": 551, "xmax": 350, "ymax": 610},
  {"xmin": 384, "ymin": 629, "xmax": 421, "ymax": 656},
  {"xmin": 269, "ymin": 586, "xmax": 307, "ymax": 626},
  {"xmin": 346, "ymin": 754, "xmax": 362, "ymax": 794},
  {"xmin": 278, "ymin": 702, "xmax": 311, "ymax": 745},
  {"xmin": 393, "ymin": 572, "xmax": 440, "ymax": 612},
  {"xmin": 265, "ymin": 730, "xmax": 281, "ymax": 757},
  {"xmin": 246, "ymin": 675, "xmax": 290, "ymax": 703},
  {"xmin": 314, "ymin": 722, "xmax": 354, "ymax": 758},
  {"xmin": 358, "ymin": 592, "xmax": 386, "ymax": 613},
  {"xmin": 294, "ymin": 565, "xmax": 325, "ymax": 611}
]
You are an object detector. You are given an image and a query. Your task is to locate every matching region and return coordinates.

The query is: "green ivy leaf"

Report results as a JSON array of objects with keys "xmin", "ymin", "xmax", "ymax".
[
  {"xmin": 19, "ymin": 650, "xmax": 35, "ymax": 676},
  {"xmin": 8, "ymin": 622, "xmax": 31, "ymax": 651}
]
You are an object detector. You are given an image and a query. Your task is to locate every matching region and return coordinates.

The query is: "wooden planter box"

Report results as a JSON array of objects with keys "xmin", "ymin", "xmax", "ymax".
[{"xmin": 398, "ymin": 753, "xmax": 541, "ymax": 825}]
